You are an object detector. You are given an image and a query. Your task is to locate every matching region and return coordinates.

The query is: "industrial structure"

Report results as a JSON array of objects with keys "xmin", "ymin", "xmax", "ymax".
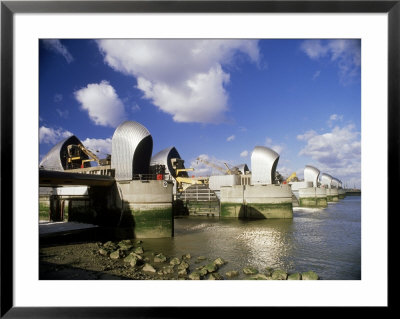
[{"xmin": 39, "ymin": 120, "xmax": 354, "ymax": 238}]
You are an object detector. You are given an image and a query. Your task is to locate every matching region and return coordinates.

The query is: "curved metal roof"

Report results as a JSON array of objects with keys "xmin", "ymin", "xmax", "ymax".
[
  {"xmin": 331, "ymin": 177, "xmax": 340, "ymax": 188},
  {"xmin": 235, "ymin": 163, "xmax": 250, "ymax": 175},
  {"xmin": 304, "ymin": 165, "xmax": 320, "ymax": 187},
  {"xmin": 39, "ymin": 135, "xmax": 89, "ymax": 171},
  {"xmin": 150, "ymin": 146, "xmax": 186, "ymax": 179},
  {"xmin": 111, "ymin": 121, "xmax": 153, "ymax": 180},
  {"xmin": 320, "ymin": 173, "xmax": 333, "ymax": 188},
  {"xmin": 250, "ymin": 146, "xmax": 280, "ymax": 185}
]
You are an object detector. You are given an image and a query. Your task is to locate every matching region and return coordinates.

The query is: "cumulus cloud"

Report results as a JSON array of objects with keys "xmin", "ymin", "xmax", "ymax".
[
  {"xmin": 297, "ymin": 123, "xmax": 361, "ymax": 187},
  {"xmin": 190, "ymin": 154, "xmax": 236, "ymax": 176},
  {"xmin": 240, "ymin": 150, "xmax": 249, "ymax": 157},
  {"xmin": 227, "ymin": 135, "xmax": 235, "ymax": 142},
  {"xmin": 300, "ymin": 39, "xmax": 360, "ymax": 83},
  {"xmin": 328, "ymin": 113, "xmax": 343, "ymax": 127},
  {"xmin": 82, "ymin": 137, "xmax": 112, "ymax": 159},
  {"xmin": 39, "ymin": 126, "xmax": 73, "ymax": 144},
  {"xmin": 74, "ymin": 80, "xmax": 126, "ymax": 127},
  {"xmin": 97, "ymin": 39, "xmax": 260, "ymax": 124},
  {"xmin": 42, "ymin": 39, "xmax": 74, "ymax": 63},
  {"xmin": 265, "ymin": 137, "xmax": 285, "ymax": 155}
]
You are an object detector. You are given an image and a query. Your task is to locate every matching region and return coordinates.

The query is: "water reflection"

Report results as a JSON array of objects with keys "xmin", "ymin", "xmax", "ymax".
[{"xmin": 143, "ymin": 197, "xmax": 361, "ymax": 280}]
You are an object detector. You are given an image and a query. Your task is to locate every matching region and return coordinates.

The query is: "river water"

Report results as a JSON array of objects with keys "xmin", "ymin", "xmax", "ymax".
[{"xmin": 142, "ymin": 196, "xmax": 361, "ymax": 280}]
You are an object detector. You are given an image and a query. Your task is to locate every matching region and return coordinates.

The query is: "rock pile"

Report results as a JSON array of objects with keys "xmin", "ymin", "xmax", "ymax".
[{"xmin": 96, "ymin": 240, "xmax": 319, "ymax": 280}]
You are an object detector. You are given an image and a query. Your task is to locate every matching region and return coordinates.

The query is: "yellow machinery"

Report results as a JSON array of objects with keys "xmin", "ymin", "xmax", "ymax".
[
  {"xmin": 195, "ymin": 157, "xmax": 241, "ymax": 175},
  {"xmin": 285, "ymin": 172, "xmax": 298, "ymax": 183},
  {"xmin": 66, "ymin": 144, "xmax": 110, "ymax": 169},
  {"xmin": 175, "ymin": 168, "xmax": 208, "ymax": 192}
]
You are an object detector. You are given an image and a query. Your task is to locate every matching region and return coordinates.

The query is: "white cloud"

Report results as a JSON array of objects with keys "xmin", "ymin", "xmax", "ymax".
[
  {"xmin": 328, "ymin": 113, "xmax": 343, "ymax": 127},
  {"xmin": 74, "ymin": 80, "xmax": 126, "ymax": 127},
  {"xmin": 227, "ymin": 135, "xmax": 235, "ymax": 142},
  {"xmin": 39, "ymin": 126, "xmax": 73, "ymax": 144},
  {"xmin": 265, "ymin": 137, "xmax": 285, "ymax": 155},
  {"xmin": 312, "ymin": 70, "xmax": 321, "ymax": 80},
  {"xmin": 190, "ymin": 154, "xmax": 237, "ymax": 176},
  {"xmin": 42, "ymin": 40, "xmax": 74, "ymax": 63},
  {"xmin": 297, "ymin": 130, "xmax": 318, "ymax": 141},
  {"xmin": 56, "ymin": 108, "xmax": 69, "ymax": 118},
  {"xmin": 301, "ymin": 39, "xmax": 360, "ymax": 83},
  {"xmin": 297, "ymin": 123, "xmax": 361, "ymax": 187},
  {"xmin": 131, "ymin": 103, "xmax": 141, "ymax": 112},
  {"xmin": 240, "ymin": 150, "xmax": 248, "ymax": 157},
  {"xmin": 97, "ymin": 39, "xmax": 260, "ymax": 124},
  {"xmin": 82, "ymin": 137, "xmax": 112, "ymax": 158}
]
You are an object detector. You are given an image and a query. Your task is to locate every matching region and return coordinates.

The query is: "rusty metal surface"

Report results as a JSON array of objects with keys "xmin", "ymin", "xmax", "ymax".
[
  {"xmin": 111, "ymin": 121, "xmax": 153, "ymax": 181},
  {"xmin": 250, "ymin": 146, "xmax": 280, "ymax": 185},
  {"xmin": 304, "ymin": 165, "xmax": 320, "ymax": 187}
]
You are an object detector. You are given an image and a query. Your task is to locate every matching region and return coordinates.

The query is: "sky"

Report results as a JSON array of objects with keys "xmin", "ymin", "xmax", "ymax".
[{"xmin": 39, "ymin": 39, "xmax": 361, "ymax": 188}]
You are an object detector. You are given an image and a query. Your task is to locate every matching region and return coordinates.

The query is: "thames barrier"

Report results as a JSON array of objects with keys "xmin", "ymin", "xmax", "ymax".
[{"xmin": 39, "ymin": 120, "xmax": 360, "ymax": 280}]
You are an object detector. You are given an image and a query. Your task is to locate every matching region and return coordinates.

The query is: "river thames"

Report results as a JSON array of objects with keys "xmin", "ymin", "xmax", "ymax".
[{"xmin": 142, "ymin": 195, "xmax": 361, "ymax": 280}]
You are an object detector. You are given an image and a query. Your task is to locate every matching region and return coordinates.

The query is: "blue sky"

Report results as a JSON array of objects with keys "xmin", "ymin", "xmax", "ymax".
[{"xmin": 39, "ymin": 39, "xmax": 361, "ymax": 188}]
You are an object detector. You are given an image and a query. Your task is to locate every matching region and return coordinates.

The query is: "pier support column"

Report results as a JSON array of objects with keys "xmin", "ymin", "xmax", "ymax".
[
  {"xmin": 220, "ymin": 184, "xmax": 293, "ymax": 219},
  {"xmin": 326, "ymin": 188, "xmax": 339, "ymax": 202},
  {"xmin": 298, "ymin": 187, "xmax": 328, "ymax": 207},
  {"xmin": 244, "ymin": 184, "xmax": 293, "ymax": 219},
  {"xmin": 116, "ymin": 180, "xmax": 174, "ymax": 238},
  {"xmin": 220, "ymin": 185, "xmax": 245, "ymax": 218}
]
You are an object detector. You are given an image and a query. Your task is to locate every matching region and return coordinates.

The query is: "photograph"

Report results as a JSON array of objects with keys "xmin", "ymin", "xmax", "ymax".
[
  {"xmin": 38, "ymin": 38, "xmax": 361, "ymax": 281},
  {"xmin": 1, "ymin": 0, "xmax": 392, "ymax": 314}
]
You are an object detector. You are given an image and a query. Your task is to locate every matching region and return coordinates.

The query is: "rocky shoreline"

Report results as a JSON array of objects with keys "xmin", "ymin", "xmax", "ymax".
[{"xmin": 39, "ymin": 238, "xmax": 319, "ymax": 280}]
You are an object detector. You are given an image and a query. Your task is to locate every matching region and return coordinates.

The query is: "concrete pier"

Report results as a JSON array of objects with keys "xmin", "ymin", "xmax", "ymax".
[
  {"xmin": 326, "ymin": 188, "xmax": 339, "ymax": 202},
  {"xmin": 115, "ymin": 180, "xmax": 174, "ymax": 238},
  {"xmin": 220, "ymin": 184, "xmax": 293, "ymax": 219},
  {"xmin": 298, "ymin": 187, "xmax": 328, "ymax": 207},
  {"xmin": 338, "ymin": 188, "xmax": 346, "ymax": 199}
]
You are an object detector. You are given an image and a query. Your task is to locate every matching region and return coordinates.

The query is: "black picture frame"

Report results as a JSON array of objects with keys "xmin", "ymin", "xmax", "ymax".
[{"xmin": 1, "ymin": 0, "xmax": 393, "ymax": 317}]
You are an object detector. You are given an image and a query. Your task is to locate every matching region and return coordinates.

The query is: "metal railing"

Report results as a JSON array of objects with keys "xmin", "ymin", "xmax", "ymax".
[{"xmin": 176, "ymin": 185, "xmax": 219, "ymax": 202}]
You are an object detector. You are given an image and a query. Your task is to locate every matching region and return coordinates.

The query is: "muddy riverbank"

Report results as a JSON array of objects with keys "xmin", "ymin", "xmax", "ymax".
[{"xmin": 39, "ymin": 238, "xmax": 318, "ymax": 280}]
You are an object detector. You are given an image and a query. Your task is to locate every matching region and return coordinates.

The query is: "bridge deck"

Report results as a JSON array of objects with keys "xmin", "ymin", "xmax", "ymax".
[{"xmin": 39, "ymin": 169, "xmax": 115, "ymax": 187}]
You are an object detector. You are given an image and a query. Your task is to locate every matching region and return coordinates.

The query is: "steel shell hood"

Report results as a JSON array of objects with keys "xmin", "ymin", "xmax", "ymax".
[
  {"xmin": 304, "ymin": 165, "xmax": 320, "ymax": 187},
  {"xmin": 251, "ymin": 146, "xmax": 280, "ymax": 185},
  {"xmin": 235, "ymin": 164, "xmax": 250, "ymax": 175},
  {"xmin": 331, "ymin": 178, "xmax": 340, "ymax": 189},
  {"xmin": 320, "ymin": 173, "xmax": 333, "ymax": 188},
  {"xmin": 151, "ymin": 146, "xmax": 185, "ymax": 179},
  {"xmin": 111, "ymin": 121, "xmax": 153, "ymax": 180},
  {"xmin": 39, "ymin": 135, "xmax": 88, "ymax": 171}
]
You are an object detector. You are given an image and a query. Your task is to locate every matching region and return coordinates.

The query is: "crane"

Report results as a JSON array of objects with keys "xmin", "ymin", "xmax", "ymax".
[
  {"xmin": 196, "ymin": 157, "xmax": 241, "ymax": 175},
  {"xmin": 175, "ymin": 168, "xmax": 208, "ymax": 192},
  {"xmin": 66, "ymin": 144, "xmax": 110, "ymax": 169},
  {"xmin": 284, "ymin": 172, "xmax": 298, "ymax": 184}
]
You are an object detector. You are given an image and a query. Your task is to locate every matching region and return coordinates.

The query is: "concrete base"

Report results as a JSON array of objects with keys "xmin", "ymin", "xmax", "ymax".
[
  {"xmin": 298, "ymin": 187, "xmax": 327, "ymax": 208},
  {"xmin": 116, "ymin": 180, "xmax": 174, "ymax": 238},
  {"xmin": 220, "ymin": 184, "xmax": 293, "ymax": 219},
  {"xmin": 338, "ymin": 189, "xmax": 346, "ymax": 199},
  {"xmin": 326, "ymin": 188, "xmax": 339, "ymax": 202}
]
